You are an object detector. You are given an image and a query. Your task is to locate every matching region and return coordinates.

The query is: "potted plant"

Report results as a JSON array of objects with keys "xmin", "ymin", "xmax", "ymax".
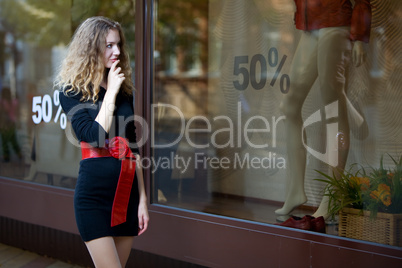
[{"xmin": 316, "ymin": 154, "xmax": 402, "ymax": 246}]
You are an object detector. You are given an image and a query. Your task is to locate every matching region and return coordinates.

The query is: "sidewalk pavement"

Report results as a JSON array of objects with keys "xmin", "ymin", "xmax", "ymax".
[{"xmin": 0, "ymin": 243, "xmax": 85, "ymax": 268}]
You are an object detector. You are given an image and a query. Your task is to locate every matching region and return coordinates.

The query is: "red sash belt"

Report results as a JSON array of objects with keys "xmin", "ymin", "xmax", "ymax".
[{"xmin": 80, "ymin": 137, "xmax": 136, "ymax": 227}]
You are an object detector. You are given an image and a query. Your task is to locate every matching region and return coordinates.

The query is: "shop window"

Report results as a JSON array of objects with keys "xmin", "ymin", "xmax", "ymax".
[
  {"xmin": 0, "ymin": 0, "xmax": 135, "ymax": 188},
  {"xmin": 152, "ymin": 0, "xmax": 402, "ymax": 247}
]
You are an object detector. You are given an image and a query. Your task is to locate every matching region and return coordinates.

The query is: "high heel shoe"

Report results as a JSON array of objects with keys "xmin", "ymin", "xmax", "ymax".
[
  {"xmin": 277, "ymin": 215, "xmax": 312, "ymax": 231},
  {"xmin": 276, "ymin": 215, "xmax": 326, "ymax": 233},
  {"xmin": 311, "ymin": 216, "xmax": 326, "ymax": 233}
]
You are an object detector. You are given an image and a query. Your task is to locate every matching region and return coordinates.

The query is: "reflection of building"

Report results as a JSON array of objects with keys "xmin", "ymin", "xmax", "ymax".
[{"xmin": 1, "ymin": 0, "xmax": 402, "ymax": 267}]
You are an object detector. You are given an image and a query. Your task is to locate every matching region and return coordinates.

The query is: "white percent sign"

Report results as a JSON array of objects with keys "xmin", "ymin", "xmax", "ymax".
[
  {"xmin": 53, "ymin": 90, "xmax": 67, "ymax": 129},
  {"xmin": 31, "ymin": 90, "xmax": 67, "ymax": 130}
]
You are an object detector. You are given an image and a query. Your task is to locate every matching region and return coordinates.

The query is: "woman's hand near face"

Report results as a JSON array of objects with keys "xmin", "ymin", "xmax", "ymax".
[
  {"xmin": 107, "ymin": 60, "xmax": 125, "ymax": 94},
  {"xmin": 95, "ymin": 60, "xmax": 124, "ymax": 132}
]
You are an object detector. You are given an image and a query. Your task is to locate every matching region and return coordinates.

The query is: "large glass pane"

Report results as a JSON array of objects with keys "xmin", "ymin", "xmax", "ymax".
[
  {"xmin": 0, "ymin": 0, "xmax": 135, "ymax": 188},
  {"xmin": 153, "ymin": 0, "xmax": 402, "ymax": 247}
]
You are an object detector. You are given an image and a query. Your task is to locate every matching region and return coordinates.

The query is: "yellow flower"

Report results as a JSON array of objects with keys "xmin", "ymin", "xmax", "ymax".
[
  {"xmin": 370, "ymin": 184, "xmax": 392, "ymax": 207},
  {"xmin": 350, "ymin": 176, "xmax": 370, "ymax": 191}
]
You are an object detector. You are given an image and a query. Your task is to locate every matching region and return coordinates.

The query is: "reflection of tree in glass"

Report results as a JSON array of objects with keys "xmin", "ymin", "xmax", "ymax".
[
  {"xmin": 0, "ymin": 0, "xmax": 135, "ymax": 49},
  {"xmin": 0, "ymin": 0, "xmax": 136, "ymax": 71},
  {"xmin": 156, "ymin": 0, "xmax": 208, "ymax": 74},
  {"xmin": 0, "ymin": 0, "xmax": 71, "ymax": 47}
]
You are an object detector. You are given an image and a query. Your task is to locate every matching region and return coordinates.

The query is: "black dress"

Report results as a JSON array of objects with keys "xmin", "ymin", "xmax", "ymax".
[{"xmin": 59, "ymin": 87, "xmax": 140, "ymax": 242}]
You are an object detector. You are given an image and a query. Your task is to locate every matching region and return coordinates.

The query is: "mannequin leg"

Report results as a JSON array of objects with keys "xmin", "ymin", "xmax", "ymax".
[
  {"xmin": 274, "ymin": 121, "xmax": 308, "ymax": 215},
  {"xmin": 312, "ymin": 27, "xmax": 351, "ymax": 219},
  {"xmin": 275, "ymin": 32, "xmax": 319, "ymax": 215}
]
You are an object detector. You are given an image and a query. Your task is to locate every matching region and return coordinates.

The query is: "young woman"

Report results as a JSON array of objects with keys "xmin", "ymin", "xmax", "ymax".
[{"xmin": 57, "ymin": 16, "xmax": 149, "ymax": 267}]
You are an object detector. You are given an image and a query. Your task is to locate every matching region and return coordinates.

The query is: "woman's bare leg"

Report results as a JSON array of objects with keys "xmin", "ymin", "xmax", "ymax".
[
  {"xmin": 114, "ymin": 236, "xmax": 135, "ymax": 267},
  {"xmin": 85, "ymin": 236, "xmax": 122, "ymax": 268}
]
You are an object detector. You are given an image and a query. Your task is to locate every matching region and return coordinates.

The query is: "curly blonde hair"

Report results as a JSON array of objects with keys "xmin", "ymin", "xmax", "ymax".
[{"xmin": 56, "ymin": 16, "xmax": 134, "ymax": 102}]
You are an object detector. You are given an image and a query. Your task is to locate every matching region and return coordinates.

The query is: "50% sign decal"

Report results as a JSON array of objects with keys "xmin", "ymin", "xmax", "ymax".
[
  {"xmin": 233, "ymin": 47, "xmax": 290, "ymax": 93},
  {"xmin": 32, "ymin": 90, "xmax": 67, "ymax": 129}
]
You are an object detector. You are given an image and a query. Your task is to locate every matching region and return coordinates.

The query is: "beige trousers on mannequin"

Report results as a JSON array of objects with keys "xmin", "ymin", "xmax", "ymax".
[{"xmin": 276, "ymin": 27, "xmax": 352, "ymax": 217}]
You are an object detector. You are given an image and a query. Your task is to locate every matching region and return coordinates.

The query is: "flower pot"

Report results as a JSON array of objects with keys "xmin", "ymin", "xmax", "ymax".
[{"xmin": 339, "ymin": 208, "xmax": 402, "ymax": 246}]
